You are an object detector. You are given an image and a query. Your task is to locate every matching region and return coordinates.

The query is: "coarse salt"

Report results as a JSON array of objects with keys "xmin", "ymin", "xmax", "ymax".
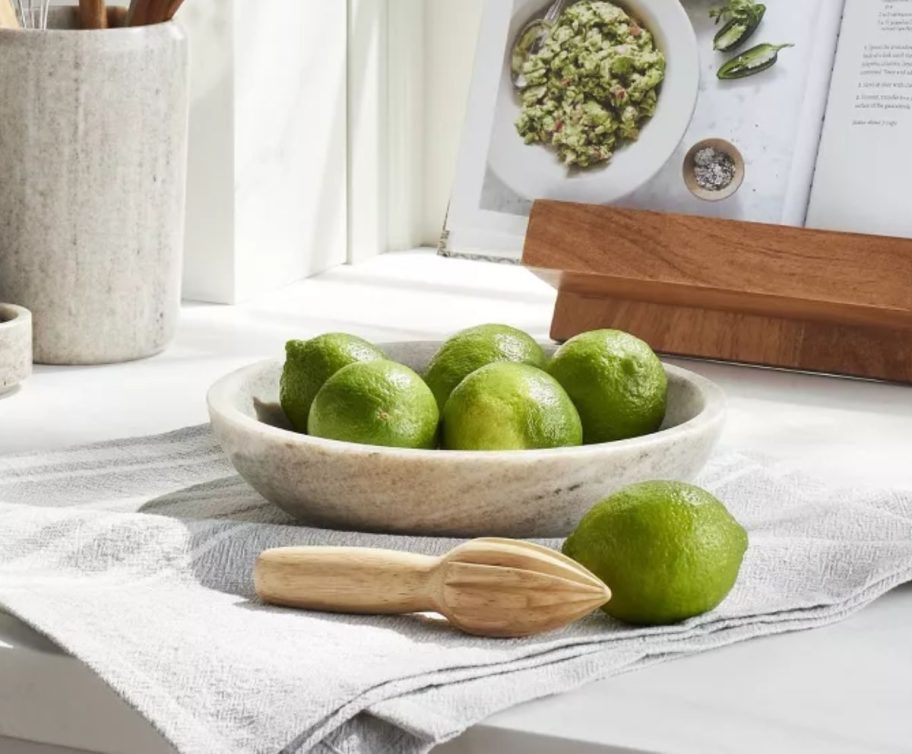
[{"xmin": 693, "ymin": 146, "xmax": 736, "ymax": 191}]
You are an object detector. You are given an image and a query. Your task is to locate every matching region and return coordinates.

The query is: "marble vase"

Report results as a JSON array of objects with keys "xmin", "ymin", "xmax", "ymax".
[{"xmin": 0, "ymin": 9, "xmax": 189, "ymax": 365}]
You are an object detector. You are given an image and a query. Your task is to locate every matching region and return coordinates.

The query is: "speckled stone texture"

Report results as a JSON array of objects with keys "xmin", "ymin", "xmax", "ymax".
[
  {"xmin": 0, "ymin": 9, "xmax": 189, "ymax": 364},
  {"xmin": 208, "ymin": 342, "xmax": 727, "ymax": 537},
  {"xmin": 0, "ymin": 304, "xmax": 32, "ymax": 392}
]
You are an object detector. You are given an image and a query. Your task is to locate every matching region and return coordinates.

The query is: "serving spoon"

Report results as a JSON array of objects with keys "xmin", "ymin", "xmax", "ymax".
[
  {"xmin": 511, "ymin": 0, "xmax": 568, "ymax": 89},
  {"xmin": 78, "ymin": 0, "xmax": 106, "ymax": 29},
  {"xmin": 255, "ymin": 537, "xmax": 611, "ymax": 638}
]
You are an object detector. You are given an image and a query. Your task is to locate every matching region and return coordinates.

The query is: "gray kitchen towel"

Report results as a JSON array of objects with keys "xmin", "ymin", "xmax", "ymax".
[{"xmin": 0, "ymin": 425, "xmax": 910, "ymax": 754}]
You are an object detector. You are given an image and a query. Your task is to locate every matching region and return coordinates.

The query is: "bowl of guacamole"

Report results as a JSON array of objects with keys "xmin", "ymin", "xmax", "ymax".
[
  {"xmin": 515, "ymin": 1, "xmax": 666, "ymax": 169},
  {"xmin": 488, "ymin": 0, "xmax": 698, "ymax": 203}
]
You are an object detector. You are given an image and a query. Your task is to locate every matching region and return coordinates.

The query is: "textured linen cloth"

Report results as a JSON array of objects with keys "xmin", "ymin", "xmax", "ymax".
[{"xmin": 0, "ymin": 425, "xmax": 910, "ymax": 754}]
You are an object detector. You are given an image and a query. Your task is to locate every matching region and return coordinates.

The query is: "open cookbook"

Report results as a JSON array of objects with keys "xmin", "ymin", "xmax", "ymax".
[{"xmin": 444, "ymin": 0, "xmax": 912, "ymax": 259}]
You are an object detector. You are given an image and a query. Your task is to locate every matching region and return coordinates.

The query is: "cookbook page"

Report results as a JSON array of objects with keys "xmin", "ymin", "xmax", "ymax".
[
  {"xmin": 621, "ymin": 0, "xmax": 844, "ymax": 226},
  {"xmin": 445, "ymin": 0, "xmax": 848, "ymax": 260},
  {"xmin": 805, "ymin": 0, "xmax": 912, "ymax": 239}
]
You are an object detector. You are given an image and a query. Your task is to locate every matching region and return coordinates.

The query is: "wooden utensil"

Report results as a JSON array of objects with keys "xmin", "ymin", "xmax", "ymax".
[
  {"xmin": 163, "ymin": 0, "xmax": 184, "ymax": 21},
  {"xmin": 128, "ymin": 0, "xmax": 183, "ymax": 26},
  {"xmin": 78, "ymin": 0, "xmax": 107, "ymax": 29},
  {"xmin": 0, "ymin": 0, "xmax": 20, "ymax": 29},
  {"xmin": 255, "ymin": 537, "xmax": 611, "ymax": 638},
  {"xmin": 107, "ymin": 4, "xmax": 127, "ymax": 27},
  {"xmin": 126, "ymin": 0, "xmax": 152, "ymax": 25}
]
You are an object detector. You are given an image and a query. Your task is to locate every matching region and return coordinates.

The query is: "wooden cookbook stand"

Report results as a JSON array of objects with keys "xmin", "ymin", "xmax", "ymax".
[{"xmin": 521, "ymin": 200, "xmax": 912, "ymax": 383}]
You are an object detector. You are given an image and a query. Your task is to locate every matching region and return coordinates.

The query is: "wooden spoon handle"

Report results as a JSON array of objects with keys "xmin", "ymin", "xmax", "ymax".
[
  {"xmin": 107, "ymin": 4, "xmax": 127, "ymax": 27},
  {"xmin": 163, "ymin": 0, "xmax": 184, "ymax": 21},
  {"xmin": 79, "ymin": 0, "xmax": 107, "ymax": 29},
  {"xmin": 125, "ymin": 0, "xmax": 141, "ymax": 25},
  {"xmin": 129, "ymin": 0, "xmax": 177, "ymax": 25},
  {"xmin": 127, "ymin": 0, "xmax": 158, "ymax": 26},
  {"xmin": 255, "ymin": 546, "xmax": 439, "ymax": 615}
]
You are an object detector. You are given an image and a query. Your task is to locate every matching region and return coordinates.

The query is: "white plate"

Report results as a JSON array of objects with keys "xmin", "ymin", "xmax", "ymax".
[{"xmin": 489, "ymin": 0, "xmax": 699, "ymax": 203}]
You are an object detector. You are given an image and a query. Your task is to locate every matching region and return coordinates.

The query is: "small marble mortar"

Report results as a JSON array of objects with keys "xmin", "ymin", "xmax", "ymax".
[
  {"xmin": 208, "ymin": 342, "xmax": 727, "ymax": 538},
  {"xmin": 0, "ymin": 9, "xmax": 189, "ymax": 365},
  {"xmin": 0, "ymin": 304, "xmax": 32, "ymax": 393}
]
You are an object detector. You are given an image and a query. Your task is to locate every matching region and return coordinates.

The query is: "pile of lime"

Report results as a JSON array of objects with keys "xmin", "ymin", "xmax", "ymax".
[
  {"xmin": 279, "ymin": 326, "xmax": 747, "ymax": 626},
  {"xmin": 279, "ymin": 324, "xmax": 667, "ymax": 451}
]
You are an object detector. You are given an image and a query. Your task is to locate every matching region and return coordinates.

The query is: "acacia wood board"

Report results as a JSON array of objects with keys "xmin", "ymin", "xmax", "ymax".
[{"xmin": 522, "ymin": 200, "xmax": 912, "ymax": 383}]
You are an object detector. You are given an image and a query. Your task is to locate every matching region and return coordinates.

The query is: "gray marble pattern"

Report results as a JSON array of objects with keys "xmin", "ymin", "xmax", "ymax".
[
  {"xmin": 0, "ymin": 8, "xmax": 189, "ymax": 364},
  {"xmin": 207, "ymin": 342, "xmax": 727, "ymax": 537}
]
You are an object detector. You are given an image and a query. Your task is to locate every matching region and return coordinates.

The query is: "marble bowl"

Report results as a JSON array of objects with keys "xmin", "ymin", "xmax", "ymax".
[
  {"xmin": 208, "ymin": 342, "xmax": 726, "ymax": 537},
  {"xmin": 0, "ymin": 304, "xmax": 32, "ymax": 394}
]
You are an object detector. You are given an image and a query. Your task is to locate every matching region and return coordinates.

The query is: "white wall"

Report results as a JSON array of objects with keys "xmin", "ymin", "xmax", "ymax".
[
  {"xmin": 233, "ymin": 0, "xmax": 348, "ymax": 302},
  {"xmin": 180, "ymin": 0, "xmax": 348, "ymax": 303},
  {"xmin": 181, "ymin": 0, "xmax": 236, "ymax": 303},
  {"xmin": 418, "ymin": 0, "xmax": 484, "ymax": 246}
]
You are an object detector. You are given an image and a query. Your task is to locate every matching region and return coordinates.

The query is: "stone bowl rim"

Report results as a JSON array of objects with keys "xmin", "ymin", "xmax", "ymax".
[
  {"xmin": 0, "ymin": 303, "xmax": 31, "ymax": 329},
  {"xmin": 207, "ymin": 349, "xmax": 727, "ymax": 463}
]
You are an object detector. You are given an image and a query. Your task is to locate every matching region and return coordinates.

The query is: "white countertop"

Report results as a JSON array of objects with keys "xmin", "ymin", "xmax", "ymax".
[{"xmin": 1, "ymin": 250, "xmax": 910, "ymax": 754}]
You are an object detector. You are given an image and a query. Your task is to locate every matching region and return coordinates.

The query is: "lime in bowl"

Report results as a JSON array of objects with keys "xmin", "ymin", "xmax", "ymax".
[{"xmin": 207, "ymin": 341, "xmax": 725, "ymax": 538}]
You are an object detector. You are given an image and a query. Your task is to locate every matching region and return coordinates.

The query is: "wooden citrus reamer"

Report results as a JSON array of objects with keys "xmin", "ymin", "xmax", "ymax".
[
  {"xmin": 255, "ymin": 538, "xmax": 611, "ymax": 638},
  {"xmin": 522, "ymin": 200, "xmax": 912, "ymax": 383}
]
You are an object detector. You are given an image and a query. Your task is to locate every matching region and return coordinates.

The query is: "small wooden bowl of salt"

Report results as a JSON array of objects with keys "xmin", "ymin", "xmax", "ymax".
[{"xmin": 683, "ymin": 138, "xmax": 745, "ymax": 202}]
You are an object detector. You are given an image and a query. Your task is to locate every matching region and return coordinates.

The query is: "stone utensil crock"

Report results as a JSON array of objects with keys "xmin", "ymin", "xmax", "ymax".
[
  {"xmin": 0, "ymin": 303, "xmax": 31, "ymax": 392},
  {"xmin": 0, "ymin": 8, "xmax": 189, "ymax": 364}
]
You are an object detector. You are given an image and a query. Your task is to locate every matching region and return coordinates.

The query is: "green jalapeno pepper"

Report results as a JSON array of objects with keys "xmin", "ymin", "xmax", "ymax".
[
  {"xmin": 710, "ymin": 0, "xmax": 761, "ymax": 25},
  {"xmin": 717, "ymin": 43, "xmax": 794, "ymax": 80},
  {"xmin": 713, "ymin": 3, "xmax": 766, "ymax": 52}
]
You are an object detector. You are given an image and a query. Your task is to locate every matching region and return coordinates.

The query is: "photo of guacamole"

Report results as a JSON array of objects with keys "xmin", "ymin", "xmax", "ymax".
[{"xmin": 515, "ymin": 1, "xmax": 666, "ymax": 169}]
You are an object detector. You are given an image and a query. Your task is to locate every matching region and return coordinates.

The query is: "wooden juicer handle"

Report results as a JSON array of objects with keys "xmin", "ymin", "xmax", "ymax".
[{"xmin": 255, "ymin": 546, "xmax": 439, "ymax": 615}]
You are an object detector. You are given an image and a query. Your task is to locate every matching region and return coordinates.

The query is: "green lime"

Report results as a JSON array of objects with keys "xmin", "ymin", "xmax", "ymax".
[
  {"xmin": 280, "ymin": 333, "xmax": 385, "ymax": 432},
  {"xmin": 441, "ymin": 362, "xmax": 582, "ymax": 451},
  {"xmin": 547, "ymin": 329, "xmax": 667, "ymax": 443},
  {"xmin": 563, "ymin": 481, "xmax": 748, "ymax": 625},
  {"xmin": 424, "ymin": 324, "xmax": 547, "ymax": 411},
  {"xmin": 308, "ymin": 360, "xmax": 439, "ymax": 449}
]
